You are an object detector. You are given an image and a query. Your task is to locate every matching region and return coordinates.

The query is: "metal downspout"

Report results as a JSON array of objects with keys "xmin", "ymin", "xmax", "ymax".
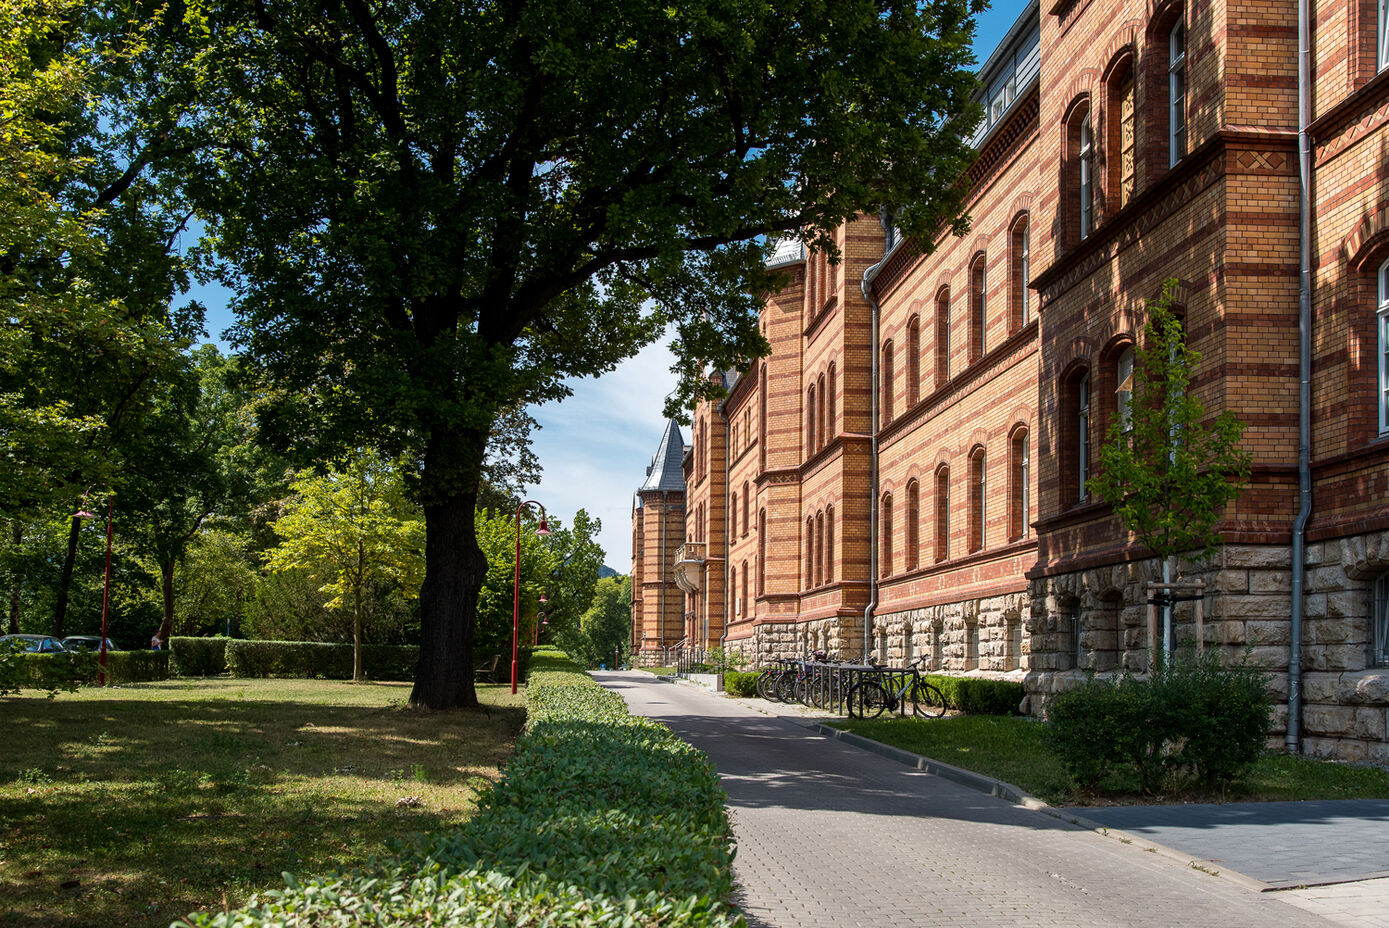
[
  {"xmin": 861, "ymin": 211, "xmax": 896, "ymax": 662},
  {"xmin": 719, "ymin": 403, "xmax": 731, "ymax": 657},
  {"xmin": 1288, "ymin": 0, "xmax": 1313, "ymax": 753}
]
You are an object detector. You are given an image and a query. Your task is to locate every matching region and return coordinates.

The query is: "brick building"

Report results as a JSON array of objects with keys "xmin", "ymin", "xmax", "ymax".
[{"xmin": 630, "ymin": 0, "xmax": 1389, "ymax": 761}]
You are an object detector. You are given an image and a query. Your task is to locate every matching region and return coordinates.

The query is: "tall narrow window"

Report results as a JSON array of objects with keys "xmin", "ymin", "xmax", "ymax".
[
  {"xmin": 742, "ymin": 481, "xmax": 750, "ymax": 536},
  {"xmin": 1112, "ymin": 67, "xmax": 1135, "ymax": 208},
  {"xmin": 906, "ymin": 317, "xmax": 921, "ymax": 407},
  {"xmin": 880, "ymin": 493, "xmax": 894, "ymax": 578},
  {"xmin": 970, "ymin": 255, "xmax": 987, "ymax": 363},
  {"xmin": 1011, "ymin": 216, "xmax": 1030, "ymax": 332},
  {"xmin": 935, "ymin": 466, "xmax": 950, "ymax": 562},
  {"xmin": 817, "ymin": 373, "xmax": 827, "ymax": 449},
  {"xmin": 825, "ymin": 505, "xmax": 835, "ymax": 583},
  {"xmin": 969, "ymin": 447, "xmax": 986, "ymax": 553},
  {"xmin": 935, "ymin": 288, "xmax": 951, "ymax": 387},
  {"xmin": 730, "ymin": 491, "xmax": 738, "ymax": 537},
  {"xmin": 1078, "ymin": 372, "xmax": 1091, "ymax": 502},
  {"xmin": 1379, "ymin": 260, "xmax": 1389, "ymax": 435},
  {"xmin": 1170, "ymin": 22, "xmax": 1187, "ymax": 167},
  {"xmin": 826, "ymin": 363, "xmax": 837, "ymax": 440},
  {"xmin": 730, "ymin": 565, "xmax": 738, "ymax": 616},
  {"xmin": 806, "ymin": 385, "xmax": 816, "ymax": 456},
  {"xmin": 815, "ymin": 512, "xmax": 826, "ymax": 587},
  {"xmin": 1080, "ymin": 116, "xmax": 1094, "ymax": 238},
  {"xmin": 906, "ymin": 480, "xmax": 920, "ymax": 570},
  {"xmin": 805, "ymin": 517, "xmax": 815, "ymax": 588},
  {"xmin": 1373, "ymin": 574, "xmax": 1389, "ymax": 667},
  {"xmin": 757, "ymin": 510, "xmax": 766, "ymax": 596},
  {"xmin": 1116, "ymin": 346, "xmax": 1135, "ymax": 433},
  {"xmin": 1010, "ymin": 428, "xmax": 1030, "ymax": 542},
  {"xmin": 758, "ymin": 366, "xmax": 767, "ymax": 464},
  {"xmin": 882, "ymin": 341, "xmax": 896, "ymax": 424},
  {"xmin": 741, "ymin": 561, "xmax": 749, "ymax": 618}
]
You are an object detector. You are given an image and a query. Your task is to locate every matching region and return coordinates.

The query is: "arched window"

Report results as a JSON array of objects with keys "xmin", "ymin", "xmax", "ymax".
[
  {"xmin": 1009, "ymin": 427, "xmax": 1030, "ymax": 542},
  {"xmin": 729, "ymin": 491, "xmax": 738, "ymax": 538},
  {"xmin": 880, "ymin": 493, "xmax": 894, "ymax": 578},
  {"xmin": 1107, "ymin": 58, "xmax": 1136, "ymax": 209},
  {"xmin": 905, "ymin": 480, "xmax": 920, "ymax": 571},
  {"xmin": 742, "ymin": 481, "xmax": 750, "ymax": 536},
  {"xmin": 935, "ymin": 287, "xmax": 951, "ymax": 387},
  {"xmin": 825, "ymin": 505, "xmax": 835, "ymax": 583},
  {"xmin": 729, "ymin": 564, "xmax": 738, "ymax": 617},
  {"xmin": 906, "ymin": 316, "xmax": 921, "ymax": 407},
  {"xmin": 757, "ymin": 510, "xmax": 766, "ymax": 595},
  {"xmin": 1170, "ymin": 21, "xmax": 1187, "ymax": 167},
  {"xmin": 1063, "ymin": 369, "xmax": 1092, "ymax": 507},
  {"xmin": 1116, "ymin": 346, "xmax": 1135, "ymax": 433},
  {"xmin": 806, "ymin": 384, "xmax": 816, "ymax": 456},
  {"xmin": 935, "ymin": 466, "xmax": 950, "ymax": 562},
  {"xmin": 815, "ymin": 511, "xmax": 825, "ymax": 587},
  {"xmin": 758, "ymin": 365, "xmax": 768, "ymax": 465},
  {"xmin": 805, "ymin": 517, "xmax": 815, "ymax": 588},
  {"xmin": 1011, "ymin": 215, "xmax": 1030, "ymax": 333},
  {"xmin": 826, "ymin": 362, "xmax": 837, "ymax": 440},
  {"xmin": 969, "ymin": 447, "xmax": 987, "ymax": 553},
  {"xmin": 881, "ymin": 340, "xmax": 896, "ymax": 424},
  {"xmin": 741, "ymin": 560, "xmax": 749, "ymax": 618},
  {"xmin": 817, "ymin": 373, "xmax": 827, "ymax": 449},
  {"xmin": 1079, "ymin": 114, "xmax": 1095, "ymax": 239},
  {"xmin": 969, "ymin": 254, "xmax": 987, "ymax": 363}
]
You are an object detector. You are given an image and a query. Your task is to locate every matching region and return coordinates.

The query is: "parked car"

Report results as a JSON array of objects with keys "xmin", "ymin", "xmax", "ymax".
[
  {"xmin": 60, "ymin": 636, "xmax": 121, "ymax": 653},
  {"xmin": 0, "ymin": 634, "xmax": 69, "ymax": 654}
]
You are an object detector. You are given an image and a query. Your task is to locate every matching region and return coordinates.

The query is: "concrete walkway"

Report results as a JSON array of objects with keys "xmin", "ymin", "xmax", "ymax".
[{"xmin": 597, "ymin": 671, "xmax": 1382, "ymax": 928}]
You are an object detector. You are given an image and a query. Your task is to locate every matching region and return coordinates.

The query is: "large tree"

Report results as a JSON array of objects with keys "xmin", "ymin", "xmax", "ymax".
[{"xmin": 165, "ymin": 0, "xmax": 983, "ymax": 707}]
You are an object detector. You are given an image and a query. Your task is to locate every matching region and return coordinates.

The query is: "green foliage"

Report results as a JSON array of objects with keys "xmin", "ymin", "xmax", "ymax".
[
  {"xmin": 0, "ymin": 641, "xmax": 90, "ymax": 696},
  {"xmin": 186, "ymin": 650, "xmax": 740, "ymax": 927},
  {"xmin": 723, "ymin": 670, "xmax": 760, "ymax": 698},
  {"xmin": 100, "ymin": 649, "xmax": 170, "ymax": 684},
  {"xmin": 558, "ymin": 574, "xmax": 631, "ymax": 667},
  {"xmin": 473, "ymin": 507, "xmax": 560, "ymax": 661},
  {"xmin": 921, "ymin": 675, "xmax": 1025, "ymax": 716},
  {"xmin": 224, "ymin": 639, "xmax": 418, "ymax": 681},
  {"xmin": 170, "ymin": 636, "xmax": 228, "ymax": 676},
  {"xmin": 1087, "ymin": 280, "xmax": 1253, "ymax": 563},
  {"xmin": 1046, "ymin": 651, "xmax": 1274, "ymax": 794}
]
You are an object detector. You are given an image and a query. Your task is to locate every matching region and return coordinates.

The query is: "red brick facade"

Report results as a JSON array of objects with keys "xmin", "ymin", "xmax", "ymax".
[{"xmin": 631, "ymin": 0, "xmax": 1389, "ymax": 760}]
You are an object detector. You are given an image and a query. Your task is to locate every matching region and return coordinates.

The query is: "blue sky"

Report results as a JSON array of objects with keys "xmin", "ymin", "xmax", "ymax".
[{"xmin": 192, "ymin": 2, "xmax": 1025, "ymax": 569}]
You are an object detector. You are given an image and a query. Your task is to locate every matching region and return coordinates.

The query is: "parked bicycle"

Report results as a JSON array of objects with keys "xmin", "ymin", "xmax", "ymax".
[{"xmin": 845, "ymin": 656, "xmax": 946, "ymax": 719}]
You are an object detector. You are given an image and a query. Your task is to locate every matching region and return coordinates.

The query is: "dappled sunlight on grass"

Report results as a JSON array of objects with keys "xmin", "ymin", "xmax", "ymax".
[{"xmin": 0, "ymin": 678, "xmax": 525, "ymax": 928}]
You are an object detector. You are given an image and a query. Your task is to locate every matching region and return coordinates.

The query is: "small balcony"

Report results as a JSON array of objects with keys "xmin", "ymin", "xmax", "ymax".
[{"xmin": 673, "ymin": 542, "xmax": 706, "ymax": 594}]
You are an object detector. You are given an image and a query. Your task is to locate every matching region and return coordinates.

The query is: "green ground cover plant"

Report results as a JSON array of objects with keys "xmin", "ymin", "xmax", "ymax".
[
  {"xmin": 829, "ymin": 715, "xmax": 1389, "ymax": 805},
  {"xmin": 723, "ymin": 670, "xmax": 759, "ymax": 698},
  {"xmin": 0, "ymin": 678, "xmax": 523, "ymax": 928},
  {"xmin": 183, "ymin": 648, "xmax": 743, "ymax": 927},
  {"xmin": 919, "ymin": 675, "xmax": 1024, "ymax": 715}
]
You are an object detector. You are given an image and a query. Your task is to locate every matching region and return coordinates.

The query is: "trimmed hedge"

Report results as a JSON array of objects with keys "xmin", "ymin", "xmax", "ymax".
[
  {"xmin": 923, "ymin": 675, "xmax": 1025, "ymax": 716},
  {"xmin": 185, "ymin": 647, "xmax": 742, "ymax": 927},
  {"xmin": 224, "ymin": 640, "xmax": 418, "ymax": 680},
  {"xmin": 170, "ymin": 636, "xmax": 228, "ymax": 677},
  {"xmin": 1, "ymin": 650, "xmax": 169, "ymax": 692},
  {"xmin": 101, "ymin": 650, "xmax": 170, "ymax": 684},
  {"xmin": 723, "ymin": 670, "xmax": 759, "ymax": 698}
]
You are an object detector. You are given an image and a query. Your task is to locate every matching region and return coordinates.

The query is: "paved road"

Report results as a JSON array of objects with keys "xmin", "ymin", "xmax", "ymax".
[{"xmin": 598, "ymin": 671, "xmax": 1339, "ymax": 928}]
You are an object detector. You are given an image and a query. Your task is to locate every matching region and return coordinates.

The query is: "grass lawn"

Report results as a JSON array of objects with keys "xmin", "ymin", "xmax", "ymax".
[
  {"xmin": 0, "ymin": 678, "xmax": 525, "ymax": 928},
  {"xmin": 829, "ymin": 715, "xmax": 1389, "ymax": 806}
]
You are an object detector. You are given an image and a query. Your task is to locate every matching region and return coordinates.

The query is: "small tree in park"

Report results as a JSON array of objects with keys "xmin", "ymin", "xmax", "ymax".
[
  {"xmin": 1087, "ymin": 280, "xmax": 1252, "ymax": 654},
  {"xmin": 268, "ymin": 453, "xmax": 425, "ymax": 681}
]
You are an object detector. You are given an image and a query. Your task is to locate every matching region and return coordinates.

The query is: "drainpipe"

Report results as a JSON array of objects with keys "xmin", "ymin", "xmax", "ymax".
[
  {"xmin": 719, "ymin": 401, "xmax": 731, "ymax": 659},
  {"xmin": 861, "ymin": 210, "xmax": 896, "ymax": 662},
  {"xmin": 1288, "ymin": 0, "xmax": 1312, "ymax": 754}
]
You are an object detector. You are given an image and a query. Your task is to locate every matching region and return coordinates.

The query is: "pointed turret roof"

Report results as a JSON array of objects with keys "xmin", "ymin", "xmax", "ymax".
[{"xmin": 639, "ymin": 419, "xmax": 687, "ymax": 494}]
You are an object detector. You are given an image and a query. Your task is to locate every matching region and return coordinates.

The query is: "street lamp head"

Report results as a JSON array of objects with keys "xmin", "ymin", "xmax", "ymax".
[
  {"xmin": 539, "ymin": 592, "xmax": 548, "ymax": 604},
  {"xmin": 73, "ymin": 510, "xmax": 97, "ymax": 519},
  {"xmin": 535, "ymin": 516, "xmax": 552, "ymax": 537}
]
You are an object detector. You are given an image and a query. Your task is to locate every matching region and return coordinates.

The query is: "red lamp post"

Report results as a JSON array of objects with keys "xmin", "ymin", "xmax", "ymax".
[
  {"xmin": 512, "ymin": 500, "xmax": 551, "ymax": 693},
  {"xmin": 73, "ymin": 494, "xmax": 115, "ymax": 686}
]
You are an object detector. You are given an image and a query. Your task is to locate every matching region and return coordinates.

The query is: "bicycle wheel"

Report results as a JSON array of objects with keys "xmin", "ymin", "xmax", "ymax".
[
  {"xmin": 755, "ymin": 670, "xmax": 777, "ymax": 701},
  {"xmin": 774, "ymin": 669, "xmax": 798, "ymax": 702},
  {"xmin": 908, "ymin": 681, "xmax": 947, "ymax": 719},
  {"xmin": 845, "ymin": 680, "xmax": 888, "ymax": 719}
]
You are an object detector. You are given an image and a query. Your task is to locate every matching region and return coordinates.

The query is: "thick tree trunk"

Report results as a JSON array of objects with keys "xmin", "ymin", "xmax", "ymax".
[
  {"xmin": 52, "ymin": 513, "xmax": 82, "ymax": 638},
  {"xmin": 7, "ymin": 522, "xmax": 21, "ymax": 635},
  {"xmin": 157, "ymin": 558, "xmax": 176, "ymax": 645},
  {"xmin": 410, "ymin": 429, "xmax": 487, "ymax": 710}
]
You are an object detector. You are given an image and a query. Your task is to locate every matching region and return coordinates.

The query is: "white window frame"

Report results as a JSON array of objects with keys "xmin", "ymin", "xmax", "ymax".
[
  {"xmin": 1020, "ymin": 434, "xmax": 1030, "ymax": 539},
  {"xmin": 1380, "ymin": 0, "xmax": 1389, "ymax": 71},
  {"xmin": 1117, "ymin": 346, "xmax": 1135, "ymax": 433},
  {"xmin": 1170, "ymin": 21, "xmax": 1187, "ymax": 168},
  {"xmin": 1379, "ymin": 259, "xmax": 1389, "ymax": 435},
  {"xmin": 1020, "ymin": 224, "xmax": 1030, "ymax": 326},
  {"xmin": 1079, "ymin": 116, "xmax": 1094, "ymax": 239}
]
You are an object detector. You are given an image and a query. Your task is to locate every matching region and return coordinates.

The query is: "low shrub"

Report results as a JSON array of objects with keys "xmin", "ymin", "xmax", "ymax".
[
  {"xmin": 224, "ymin": 640, "xmax": 418, "ymax": 680},
  {"xmin": 102, "ymin": 649, "xmax": 170, "ymax": 684},
  {"xmin": 723, "ymin": 669, "xmax": 759, "ymax": 697},
  {"xmin": 1046, "ymin": 650, "xmax": 1273, "ymax": 794},
  {"xmin": 922, "ymin": 675, "xmax": 1025, "ymax": 716},
  {"xmin": 170, "ymin": 637, "xmax": 228, "ymax": 677},
  {"xmin": 185, "ymin": 649, "xmax": 741, "ymax": 927},
  {"xmin": 0, "ymin": 645, "xmax": 91, "ymax": 697}
]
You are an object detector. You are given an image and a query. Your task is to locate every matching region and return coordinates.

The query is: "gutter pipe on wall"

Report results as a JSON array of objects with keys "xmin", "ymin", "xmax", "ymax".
[
  {"xmin": 861, "ymin": 210, "xmax": 896, "ymax": 663},
  {"xmin": 719, "ymin": 401, "xmax": 731, "ymax": 658},
  {"xmin": 1288, "ymin": 0, "xmax": 1312, "ymax": 754}
]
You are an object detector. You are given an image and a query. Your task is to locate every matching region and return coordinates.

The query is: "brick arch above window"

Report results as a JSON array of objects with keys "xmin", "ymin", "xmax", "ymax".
[
  {"xmin": 1059, "ymin": 77, "xmax": 1099, "ymax": 129},
  {"xmin": 1053, "ymin": 336, "xmax": 1099, "ymax": 379},
  {"xmin": 1343, "ymin": 201, "xmax": 1389, "ymax": 269},
  {"xmin": 1008, "ymin": 192, "xmax": 1035, "ymax": 218},
  {"xmin": 1099, "ymin": 27, "xmax": 1140, "ymax": 84}
]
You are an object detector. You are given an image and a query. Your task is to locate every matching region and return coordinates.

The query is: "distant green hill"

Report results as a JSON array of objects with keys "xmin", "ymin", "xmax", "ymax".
[{"xmin": 598, "ymin": 565, "xmax": 621, "ymax": 579}]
